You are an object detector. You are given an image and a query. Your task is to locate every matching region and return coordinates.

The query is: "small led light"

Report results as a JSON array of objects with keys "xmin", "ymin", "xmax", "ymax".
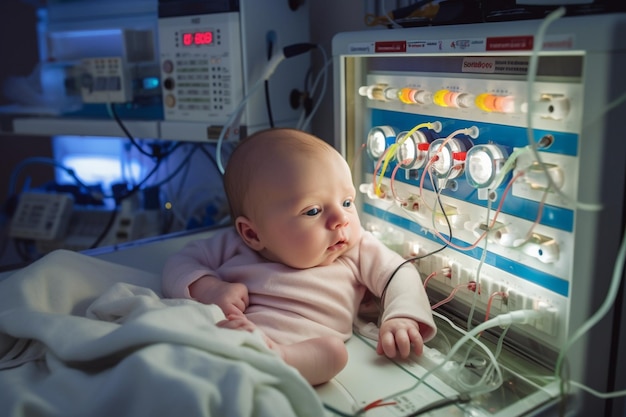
[
  {"xmin": 433, "ymin": 89, "xmax": 450, "ymax": 107},
  {"xmin": 398, "ymin": 87, "xmax": 417, "ymax": 104},
  {"xmin": 475, "ymin": 93, "xmax": 496, "ymax": 112},
  {"xmin": 475, "ymin": 93, "xmax": 516, "ymax": 113},
  {"xmin": 366, "ymin": 126, "xmax": 396, "ymax": 160},
  {"xmin": 466, "ymin": 144, "xmax": 509, "ymax": 189}
]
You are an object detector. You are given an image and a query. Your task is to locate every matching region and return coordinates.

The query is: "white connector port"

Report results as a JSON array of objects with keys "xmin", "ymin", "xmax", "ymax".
[
  {"xmin": 533, "ymin": 301, "xmax": 559, "ymax": 335},
  {"xmin": 523, "ymin": 162, "xmax": 565, "ymax": 191}
]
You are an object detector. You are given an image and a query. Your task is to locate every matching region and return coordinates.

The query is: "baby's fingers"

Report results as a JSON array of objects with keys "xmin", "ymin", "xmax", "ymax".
[{"xmin": 408, "ymin": 327, "xmax": 424, "ymax": 356}]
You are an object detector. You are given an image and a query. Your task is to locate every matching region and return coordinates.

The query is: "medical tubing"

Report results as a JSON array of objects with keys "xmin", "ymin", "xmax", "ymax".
[
  {"xmin": 299, "ymin": 46, "xmax": 329, "ymax": 131},
  {"xmin": 377, "ymin": 292, "xmax": 540, "ymax": 416},
  {"xmin": 491, "ymin": 145, "xmax": 529, "ymax": 191},
  {"xmin": 426, "ymin": 311, "xmax": 541, "ymax": 388},
  {"xmin": 215, "ymin": 53, "xmax": 283, "ymax": 174},
  {"xmin": 8, "ymin": 157, "xmax": 90, "ymax": 197},
  {"xmin": 465, "ymin": 199, "xmax": 491, "ymax": 331},
  {"xmin": 376, "ymin": 122, "xmax": 440, "ymax": 195},
  {"xmin": 359, "ymin": 311, "xmax": 534, "ymax": 414},
  {"xmin": 555, "ymin": 224, "xmax": 626, "ymax": 380},
  {"xmin": 525, "ymin": 8, "xmax": 600, "ymax": 212}
]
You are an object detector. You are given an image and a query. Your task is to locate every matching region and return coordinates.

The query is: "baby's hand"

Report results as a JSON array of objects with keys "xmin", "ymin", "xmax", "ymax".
[
  {"xmin": 217, "ymin": 312, "xmax": 257, "ymax": 332},
  {"xmin": 376, "ymin": 317, "xmax": 424, "ymax": 359},
  {"xmin": 190, "ymin": 276, "xmax": 249, "ymax": 316}
]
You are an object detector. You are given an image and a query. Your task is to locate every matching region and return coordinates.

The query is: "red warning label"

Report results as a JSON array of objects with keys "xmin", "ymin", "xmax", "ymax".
[
  {"xmin": 375, "ymin": 41, "xmax": 407, "ymax": 53},
  {"xmin": 486, "ymin": 36, "xmax": 534, "ymax": 51}
]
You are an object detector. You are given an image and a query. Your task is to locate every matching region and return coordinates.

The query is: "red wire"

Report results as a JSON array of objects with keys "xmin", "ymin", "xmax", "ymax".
[
  {"xmin": 422, "ymin": 271, "xmax": 438, "ymax": 288},
  {"xmin": 390, "ymin": 159, "xmax": 413, "ymax": 204},
  {"xmin": 431, "ymin": 281, "xmax": 478, "ymax": 310},
  {"xmin": 363, "ymin": 398, "xmax": 397, "ymax": 411},
  {"xmin": 484, "ymin": 291, "xmax": 507, "ymax": 322}
]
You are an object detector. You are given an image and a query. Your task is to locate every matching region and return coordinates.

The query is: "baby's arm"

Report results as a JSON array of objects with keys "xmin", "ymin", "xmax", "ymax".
[
  {"xmin": 162, "ymin": 229, "xmax": 250, "ymax": 315},
  {"xmin": 376, "ymin": 263, "xmax": 436, "ymax": 358},
  {"xmin": 190, "ymin": 275, "xmax": 249, "ymax": 316}
]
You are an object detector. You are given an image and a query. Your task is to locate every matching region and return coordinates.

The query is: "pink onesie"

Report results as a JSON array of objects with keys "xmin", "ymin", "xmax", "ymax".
[{"xmin": 162, "ymin": 227, "xmax": 436, "ymax": 344}]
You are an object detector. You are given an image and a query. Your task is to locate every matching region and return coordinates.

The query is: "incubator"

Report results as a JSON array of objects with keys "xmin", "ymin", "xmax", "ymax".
[{"xmin": 319, "ymin": 10, "xmax": 626, "ymax": 417}]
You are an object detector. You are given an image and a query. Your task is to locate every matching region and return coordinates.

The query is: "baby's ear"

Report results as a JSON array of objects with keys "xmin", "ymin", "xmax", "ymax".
[{"xmin": 235, "ymin": 216, "xmax": 264, "ymax": 251}]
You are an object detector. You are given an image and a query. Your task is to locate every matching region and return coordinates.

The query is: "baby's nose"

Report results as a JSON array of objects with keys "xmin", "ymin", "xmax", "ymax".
[{"xmin": 329, "ymin": 210, "xmax": 349, "ymax": 229}]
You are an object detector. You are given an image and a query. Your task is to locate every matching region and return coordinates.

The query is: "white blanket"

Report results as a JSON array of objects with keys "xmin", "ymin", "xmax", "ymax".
[{"xmin": 0, "ymin": 250, "xmax": 326, "ymax": 417}]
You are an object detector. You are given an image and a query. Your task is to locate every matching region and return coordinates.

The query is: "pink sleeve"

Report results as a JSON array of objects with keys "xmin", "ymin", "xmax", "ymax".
[
  {"xmin": 161, "ymin": 228, "xmax": 242, "ymax": 299},
  {"xmin": 357, "ymin": 232, "xmax": 437, "ymax": 342},
  {"xmin": 380, "ymin": 264, "xmax": 437, "ymax": 342}
]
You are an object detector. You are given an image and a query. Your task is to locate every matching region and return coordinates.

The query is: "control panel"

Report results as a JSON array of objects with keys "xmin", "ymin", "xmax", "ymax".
[
  {"xmin": 158, "ymin": 12, "xmax": 244, "ymax": 124},
  {"xmin": 80, "ymin": 57, "xmax": 133, "ymax": 103},
  {"xmin": 9, "ymin": 192, "xmax": 74, "ymax": 241},
  {"xmin": 356, "ymin": 61, "xmax": 580, "ymax": 352},
  {"xmin": 329, "ymin": 12, "xmax": 626, "ymax": 417}
]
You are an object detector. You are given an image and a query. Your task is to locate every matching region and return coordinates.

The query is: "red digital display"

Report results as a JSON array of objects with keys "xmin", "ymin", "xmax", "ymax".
[{"xmin": 182, "ymin": 31, "xmax": 213, "ymax": 46}]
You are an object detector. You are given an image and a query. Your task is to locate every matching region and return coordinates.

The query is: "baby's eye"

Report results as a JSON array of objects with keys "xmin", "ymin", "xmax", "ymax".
[
  {"xmin": 304, "ymin": 208, "xmax": 321, "ymax": 216},
  {"xmin": 342, "ymin": 199, "xmax": 353, "ymax": 208}
]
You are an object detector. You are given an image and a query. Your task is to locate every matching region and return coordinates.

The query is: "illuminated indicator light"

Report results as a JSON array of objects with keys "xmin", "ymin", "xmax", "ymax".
[
  {"xmin": 143, "ymin": 77, "xmax": 159, "ymax": 89},
  {"xmin": 398, "ymin": 88, "xmax": 416, "ymax": 104},
  {"xmin": 493, "ymin": 95, "xmax": 515, "ymax": 113},
  {"xmin": 433, "ymin": 89, "xmax": 449, "ymax": 107},
  {"xmin": 475, "ymin": 93, "xmax": 491, "ymax": 112},
  {"xmin": 466, "ymin": 144, "xmax": 509, "ymax": 189},
  {"xmin": 475, "ymin": 93, "xmax": 500, "ymax": 112},
  {"xmin": 483, "ymin": 94, "xmax": 498, "ymax": 112},
  {"xmin": 182, "ymin": 31, "xmax": 214, "ymax": 46},
  {"xmin": 367, "ymin": 126, "xmax": 396, "ymax": 160},
  {"xmin": 417, "ymin": 142, "xmax": 430, "ymax": 151},
  {"xmin": 443, "ymin": 91, "xmax": 460, "ymax": 108}
]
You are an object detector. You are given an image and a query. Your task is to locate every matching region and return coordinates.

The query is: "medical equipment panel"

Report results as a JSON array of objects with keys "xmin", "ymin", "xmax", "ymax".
[
  {"xmin": 158, "ymin": 11, "xmax": 244, "ymax": 124},
  {"xmin": 7, "ymin": 0, "xmax": 310, "ymax": 141},
  {"xmin": 329, "ymin": 12, "xmax": 626, "ymax": 417},
  {"xmin": 158, "ymin": 0, "xmax": 311, "ymax": 139},
  {"xmin": 38, "ymin": 0, "xmax": 160, "ymax": 111}
]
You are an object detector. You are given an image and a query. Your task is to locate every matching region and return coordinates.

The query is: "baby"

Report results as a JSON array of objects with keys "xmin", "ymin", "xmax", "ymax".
[{"xmin": 161, "ymin": 128, "xmax": 436, "ymax": 385}]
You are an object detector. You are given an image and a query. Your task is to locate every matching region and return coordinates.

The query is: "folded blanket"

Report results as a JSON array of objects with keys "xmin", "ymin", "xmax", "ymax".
[{"xmin": 0, "ymin": 250, "xmax": 325, "ymax": 417}]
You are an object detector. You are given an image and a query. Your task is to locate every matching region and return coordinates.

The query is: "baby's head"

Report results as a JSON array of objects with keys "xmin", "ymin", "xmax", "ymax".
[{"xmin": 223, "ymin": 128, "xmax": 362, "ymax": 268}]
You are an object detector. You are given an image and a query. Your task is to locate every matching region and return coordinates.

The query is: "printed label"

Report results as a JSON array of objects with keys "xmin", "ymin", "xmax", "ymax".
[
  {"xmin": 375, "ymin": 41, "xmax": 407, "ymax": 53},
  {"xmin": 486, "ymin": 36, "xmax": 534, "ymax": 51}
]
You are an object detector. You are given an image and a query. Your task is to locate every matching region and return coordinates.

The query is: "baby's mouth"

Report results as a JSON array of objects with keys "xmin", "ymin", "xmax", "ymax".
[{"xmin": 328, "ymin": 238, "xmax": 348, "ymax": 251}]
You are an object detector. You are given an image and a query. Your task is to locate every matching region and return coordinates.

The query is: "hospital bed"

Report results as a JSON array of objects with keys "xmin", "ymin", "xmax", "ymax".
[{"xmin": 0, "ymin": 225, "xmax": 560, "ymax": 417}]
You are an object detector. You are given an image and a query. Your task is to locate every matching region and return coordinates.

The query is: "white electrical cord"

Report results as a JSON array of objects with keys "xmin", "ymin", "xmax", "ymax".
[
  {"xmin": 358, "ymin": 309, "xmax": 544, "ymax": 414},
  {"xmin": 215, "ymin": 43, "xmax": 317, "ymax": 174},
  {"xmin": 215, "ymin": 52, "xmax": 286, "ymax": 174},
  {"xmin": 524, "ymin": 6, "xmax": 602, "ymax": 212},
  {"xmin": 298, "ymin": 45, "xmax": 330, "ymax": 132}
]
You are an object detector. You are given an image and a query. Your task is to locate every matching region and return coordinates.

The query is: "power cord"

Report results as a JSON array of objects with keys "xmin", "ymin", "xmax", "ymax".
[{"xmin": 215, "ymin": 42, "xmax": 318, "ymax": 174}]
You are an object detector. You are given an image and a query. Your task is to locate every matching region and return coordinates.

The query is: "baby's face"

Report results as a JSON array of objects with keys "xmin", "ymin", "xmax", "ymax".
[{"xmin": 248, "ymin": 150, "xmax": 362, "ymax": 269}]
